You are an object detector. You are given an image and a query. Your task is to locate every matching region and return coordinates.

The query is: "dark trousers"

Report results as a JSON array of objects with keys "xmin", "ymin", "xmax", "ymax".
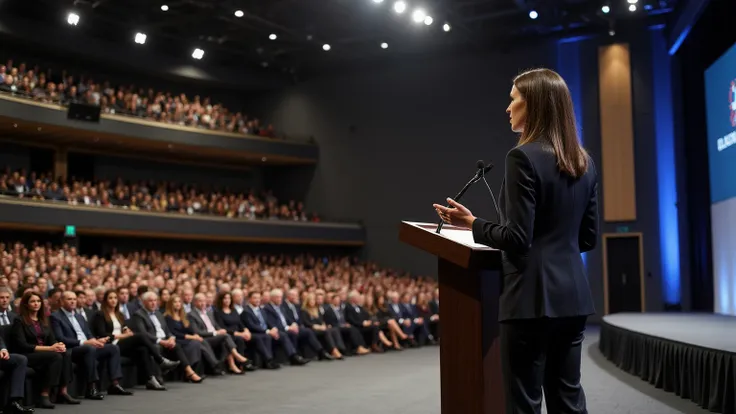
[
  {"xmin": 70, "ymin": 345, "xmax": 97, "ymax": 382},
  {"xmin": 339, "ymin": 325, "xmax": 366, "ymax": 350},
  {"xmin": 95, "ymin": 344, "xmax": 123, "ymax": 381},
  {"xmin": 117, "ymin": 334, "xmax": 159, "ymax": 379},
  {"xmin": 500, "ymin": 316, "xmax": 588, "ymax": 414},
  {"xmin": 248, "ymin": 333, "xmax": 273, "ymax": 361},
  {"xmin": 293, "ymin": 328, "xmax": 323, "ymax": 353},
  {"xmin": 314, "ymin": 327, "xmax": 344, "ymax": 352},
  {"xmin": 276, "ymin": 330, "xmax": 297, "ymax": 356},
  {"xmin": 230, "ymin": 335, "xmax": 246, "ymax": 355},
  {"xmin": 358, "ymin": 325, "xmax": 379, "ymax": 347},
  {"xmin": 25, "ymin": 351, "xmax": 71, "ymax": 390},
  {"xmin": 159, "ymin": 340, "xmax": 200, "ymax": 368},
  {"xmin": 0, "ymin": 354, "xmax": 27, "ymax": 399}
]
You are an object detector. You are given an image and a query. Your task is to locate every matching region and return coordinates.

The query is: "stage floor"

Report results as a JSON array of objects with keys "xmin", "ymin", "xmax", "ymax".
[{"xmin": 603, "ymin": 313, "xmax": 736, "ymax": 353}]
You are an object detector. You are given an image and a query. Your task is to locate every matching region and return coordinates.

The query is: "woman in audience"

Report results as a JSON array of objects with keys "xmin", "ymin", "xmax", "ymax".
[
  {"xmin": 163, "ymin": 295, "xmax": 214, "ymax": 372},
  {"xmin": 158, "ymin": 288, "xmax": 170, "ymax": 310},
  {"xmin": 300, "ymin": 292, "xmax": 344, "ymax": 360},
  {"xmin": 212, "ymin": 292, "xmax": 253, "ymax": 365},
  {"xmin": 10, "ymin": 292, "xmax": 79, "ymax": 408},
  {"xmin": 363, "ymin": 294, "xmax": 399, "ymax": 350},
  {"xmin": 369, "ymin": 293, "xmax": 408, "ymax": 351},
  {"xmin": 90, "ymin": 289, "xmax": 178, "ymax": 391}
]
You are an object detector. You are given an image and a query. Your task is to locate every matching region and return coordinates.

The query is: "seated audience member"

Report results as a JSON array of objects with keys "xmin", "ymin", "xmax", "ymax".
[
  {"xmin": 188, "ymin": 293, "xmax": 251, "ymax": 374},
  {"xmin": 415, "ymin": 292, "xmax": 439, "ymax": 343},
  {"xmin": 369, "ymin": 293, "xmax": 408, "ymax": 350},
  {"xmin": 46, "ymin": 288, "xmax": 62, "ymax": 313},
  {"xmin": 164, "ymin": 294, "xmax": 223, "ymax": 376},
  {"xmin": 214, "ymin": 292, "xmax": 276, "ymax": 370},
  {"xmin": 345, "ymin": 291, "xmax": 383, "ymax": 352},
  {"xmin": 400, "ymin": 292, "xmax": 430, "ymax": 345},
  {"xmin": 231, "ymin": 289, "xmax": 245, "ymax": 314},
  {"xmin": 158, "ymin": 288, "xmax": 170, "ymax": 310},
  {"xmin": 127, "ymin": 285, "xmax": 148, "ymax": 315},
  {"xmin": 10, "ymin": 292, "xmax": 79, "ymax": 408},
  {"xmin": 0, "ymin": 286, "xmax": 17, "ymax": 326},
  {"xmin": 300, "ymin": 292, "xmax": 344, "ymax": 359},
  {"xmin": 0, "ymin": 323, "xmax": 34, "ymax": 413},
  {"xmin": 387, "ymin": 291, "xmax": 420, "ymax": 347},
  {"xmin": 73, "ymin": 290, "xmax": 93, "ymax": 322},
  {"xmin": 116, "ymin": 287, "xmax": 132, "ymax": 320},
  {"xmin": 267, "ymin": 288, "xmax": 332, "ymax": 360},
  {"xmin": 181, "ymin": 288, "xmax": 194, "ymax": 313},
  {"xmin": 242, "ymin": 291, "xmax": 307, "ymax": 366},
  {"xmin": 90, "ymin": 289, "xmax": 178, "ymax": 391},
  {"xmin": 130, "ymin": 291, "xmax": 204, "ymax": 383},
  {"xmin": 323, "ymin": 292, "xmax": 370, "ymax": 356},
  {"xmin": 360, "ymin": 293, "xmax": 395, "ymax": 350},
  {"xmin": 50, "ymin": 291, "xmax": 132, "ymax": 399}
]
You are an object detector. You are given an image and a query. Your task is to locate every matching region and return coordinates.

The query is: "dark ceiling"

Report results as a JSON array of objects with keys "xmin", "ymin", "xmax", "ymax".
[{"xmin": 0, "ymin": 0, "xmax": 677, "ymax": 76}]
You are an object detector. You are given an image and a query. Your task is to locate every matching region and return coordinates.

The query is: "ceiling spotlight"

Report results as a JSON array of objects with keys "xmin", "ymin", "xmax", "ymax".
[
  {"xmin": 412, "ymin": 9, "xmax": 427, "ymax": 23},
  {"xmin": 424, "ymin": 16, "xmax": 433, "ymax": 25},
  {"xmin": 261, "ymin": 62, "xmax": 269, "ymax": 67},
  {"xmin": 443, "ymin": 23, "xmax": 451, "ymax": 32},
  {"xmin": 644, "ymin": 4, "xmax": 653, "ymax": 10},
  {"xmin": 134, "ymin": 32, "xmax": 147, "ymax": 44},
  {"xmin": 601, "ymin": 5, "xmax": 610, "ymax": 13},
  {"xmin": 381, "ymin": 42, "xmax": 388, "ymax": 49},
  {"xmin": 67, "ymin": 12, "xmax": 80, "ymax": 26},
  {"xmin": 269, "ymin": 33, "xmax": 277, "ymax": 40},
  {"xmin": 529, "ymin": 10, "xmax": 538, "ymax": 19},
  {"xmin": 627, "ymin": 0, "xmax": 638, "ymax": 3},
  {"xmin": 160, "ymin": 4, "xmax": 169, "ymax": 11},
  {"xmin": 234, "ymin": 10, "xmax": 244, "ymax": 17},
  {"xmin": 192, "ymin": 48, "xmax": 205, "ymax": 59},
  {"xmin": 609, "ymin": 29, "xmax": 615, "ymax": 36},
  {"xmin": 322, "ymin": 43, "xmax": 331, "ymax": 51},
  {"xmin": 629, "ymin": 4, "xmax": 636, "ymax": 11},
  {"xmin": 372, "ymin": 0, "xmax": 384, "ymax": 3},
  {"xmin": 393, "ymin": 1, "xmax": 406, "ymax": 14}
]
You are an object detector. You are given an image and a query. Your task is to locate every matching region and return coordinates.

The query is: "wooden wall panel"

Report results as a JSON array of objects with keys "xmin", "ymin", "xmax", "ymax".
[{"xmin": 599, "ymin": 44, "xmax": 637, "ymax": 221}]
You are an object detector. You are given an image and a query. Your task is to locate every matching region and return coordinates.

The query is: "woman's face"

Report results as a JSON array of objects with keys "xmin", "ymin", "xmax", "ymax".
[
  {"xmin": 107, "ymin": 293, "xmax": 118, "ymax": 308},
  {"xmin": 28, "ymin": 295, "xmax": 42, "ymax": 313},
  {"xmin": 172, "ymin": 297, "xmax": 182, "ymax": 311},
  {"xmin": 506, "ymin": 85, "xmax": 527, "ymax": 133},
  {"xmin": 223, "ymin": 294, "xmax": 231, "ymax": 308}
]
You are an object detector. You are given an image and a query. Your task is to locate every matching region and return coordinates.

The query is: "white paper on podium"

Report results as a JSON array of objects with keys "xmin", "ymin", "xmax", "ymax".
[{"xmin": 437, "ymin": 228, "xmax": 494, "ymax": 249}]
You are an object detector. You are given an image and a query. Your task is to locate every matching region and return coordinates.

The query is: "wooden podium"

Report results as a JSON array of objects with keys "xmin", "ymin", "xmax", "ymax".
[{"xmin": 399, "ymin": 221, "xmax": 504, "ymax": 414}]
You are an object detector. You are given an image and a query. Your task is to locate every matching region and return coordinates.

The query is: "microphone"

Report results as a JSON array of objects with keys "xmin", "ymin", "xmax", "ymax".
[{"xmin": 436, "ymin": 160, "xmax": 495, "ymax": 233}]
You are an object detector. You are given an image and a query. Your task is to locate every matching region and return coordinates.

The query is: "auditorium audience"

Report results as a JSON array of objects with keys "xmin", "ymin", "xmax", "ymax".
[
  {"xmin": 0, "ymin": 241, "xmax": 439, "ymax": 407},
  {"xmin": 0, "ymin": 58, "xmax": 281, "ymax": 139},
  {"xmin": 11, "ymin": 292, "xmax": 79, "ymax": 408},
  {"xmin": 0, "ymin": 167, "xmax": 320, "ymax": 222}
]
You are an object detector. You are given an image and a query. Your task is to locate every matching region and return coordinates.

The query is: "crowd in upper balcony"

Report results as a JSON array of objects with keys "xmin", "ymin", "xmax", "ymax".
[
  {"xmin": 0, "ymin": 59, "xmax": 277, "ymax": 138},
  {"xmin": 0, "ymin": 167, "xmax": 321, "ymax": 222}
]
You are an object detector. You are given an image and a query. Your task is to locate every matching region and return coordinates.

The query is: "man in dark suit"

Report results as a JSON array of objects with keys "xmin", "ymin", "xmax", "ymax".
[
  {"xmin": 126, "ymin": 285, "xmax": 148, "ymax": 316},
  {"xmin": 386, "ymin": 292, "xmax": 420, "ymax": 346},
  {"xmin": 50, "ymin": 291, "xmax": 132, "ymax": 399},
  {"xmin": 73, "ymin": 290, "xmax": 95, "ymax": 323},
  {"xmin": 428, "ymin": 288, "xmax": 440, "ymax": 340},
  {"xmin": 0, "ymin": 290, "xmax": 33, "ymax": 413},
  {"xmin": 323, "ymin": 292, "xmax": 370, "ymax": 355},
  {"xmin": 269, "ymin": 289, "xmax": 332, "ymax": 361},
  {"xmin": 116, "ymin": 287, "xmax": 132, "ymax": 321},
  {"xmin": 399, "ymin": 293, "xmax": 431, "ymax": 345},
  {"xmin": 0, "ymin": 286, "xmax": 17, "ymax": 327},
  {"xmin": 242, "ymin": 292, "xmax": 306, "ymax": 367},
  {"xmin": 188, "ymin": 294, "xmax": 251, "ymax": 373},
  {"xmin": 344, "ymin": 291, "xmax": 381, "ymax": 351},
  {"xmin": 130, "ymin": 291, "xmax": 203, "ymax": 382}
]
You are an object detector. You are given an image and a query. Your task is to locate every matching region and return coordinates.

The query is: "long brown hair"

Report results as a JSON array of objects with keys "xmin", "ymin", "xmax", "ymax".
[
  {"xmin": 19, "ymin": 292, "xmax": 48, "ymax": 326},
  {"xmin": 101, "ymin": 290, "xmax": 125, "ymax": 325},
  {"xmin": 164, "ymin": 294, "xmax": 189, "ymax": 327},
  {"xmin": 513, "ymin": 68, "xmax": 589, "ymax": 178}
]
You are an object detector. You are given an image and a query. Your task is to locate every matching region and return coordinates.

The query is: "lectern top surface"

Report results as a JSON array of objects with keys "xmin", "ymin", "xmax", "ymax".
[{"xmin": 402, "ymin": 221, "xmax": 497, "ymax": 250}]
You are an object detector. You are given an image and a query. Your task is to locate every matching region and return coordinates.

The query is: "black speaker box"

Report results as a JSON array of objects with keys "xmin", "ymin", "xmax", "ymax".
[{"xmin": 67, "ymin": 102, "xmax": 101, "ymax": 123}]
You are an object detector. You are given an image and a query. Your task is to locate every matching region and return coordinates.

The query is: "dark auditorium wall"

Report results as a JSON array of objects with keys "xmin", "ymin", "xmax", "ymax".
[
  {"xmin": 0, "ymin": 143, "xmax": 31, "ymax": 172},
  {"xmin": 91, "ymin": 154, "xmax": 263, "ymax": 192},
  {"xmin": 256, "ymin": 27, "xmax": 678, "ymax": 321}
]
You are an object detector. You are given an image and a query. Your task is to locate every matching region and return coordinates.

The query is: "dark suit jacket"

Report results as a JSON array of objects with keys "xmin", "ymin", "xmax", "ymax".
[
  {"xmin": 188, "ymin": 309, "xmax": 220, "ymax": 337},
  {"xmin": 90, "ymin": 311, "xmax": 127, "ymax": 341},
  {"xmin": 322, "ymin": 305, "xmax": 345, "ymax": 327},
  {"xmin": 241, "ymin": 306, "xmax": 268, "ymax": 334},
  {"xmin": 345, "ymin": 304, "xmax": 371, "ymax": 327},
  {"xmin": 281, "ymin": 301, "xmax": 302, "ymax": 326},
  {"xmin": 262, "ymin": 303, "xmax": 289, "ymax": 331},
  {"xmin": 471, "ymin": 142, "xmax": 598, "ymax": 321},
  {"xmin": 9, "ymin": 317, "xmax": 57, "ymax": 354},
  {"xmin": 130, "ymin": 308, "xmax": 173, "ymax": 342},
  {"xmin": 50, "ymin": 309, "xmax": 93, "ymax": 348}
]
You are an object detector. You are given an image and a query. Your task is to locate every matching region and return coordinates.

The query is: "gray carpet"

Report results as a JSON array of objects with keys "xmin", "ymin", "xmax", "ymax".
[{"xmin": 55, "ymin": 328, "xmax": 709, "ymax": 414}]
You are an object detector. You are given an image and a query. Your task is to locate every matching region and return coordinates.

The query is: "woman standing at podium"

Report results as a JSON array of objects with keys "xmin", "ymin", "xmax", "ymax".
[{"xmin": 434, "ymin": 68, "xmax": 598, "ymax": 414}]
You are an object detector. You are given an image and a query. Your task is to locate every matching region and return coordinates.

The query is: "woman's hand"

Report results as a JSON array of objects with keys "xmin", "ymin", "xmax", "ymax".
[{"xmin": 433, "ymin": 198, "xmax": 476, "ymax": 229}]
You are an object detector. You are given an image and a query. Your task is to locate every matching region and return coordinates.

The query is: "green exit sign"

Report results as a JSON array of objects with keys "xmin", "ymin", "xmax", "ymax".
[
  {"xmin": 65, "ymin": 225, "xmax": 76, "ymax": 237},
  {"xmin": 616, "ymin": 226, "xmax": 630, "ymax": 233}
]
